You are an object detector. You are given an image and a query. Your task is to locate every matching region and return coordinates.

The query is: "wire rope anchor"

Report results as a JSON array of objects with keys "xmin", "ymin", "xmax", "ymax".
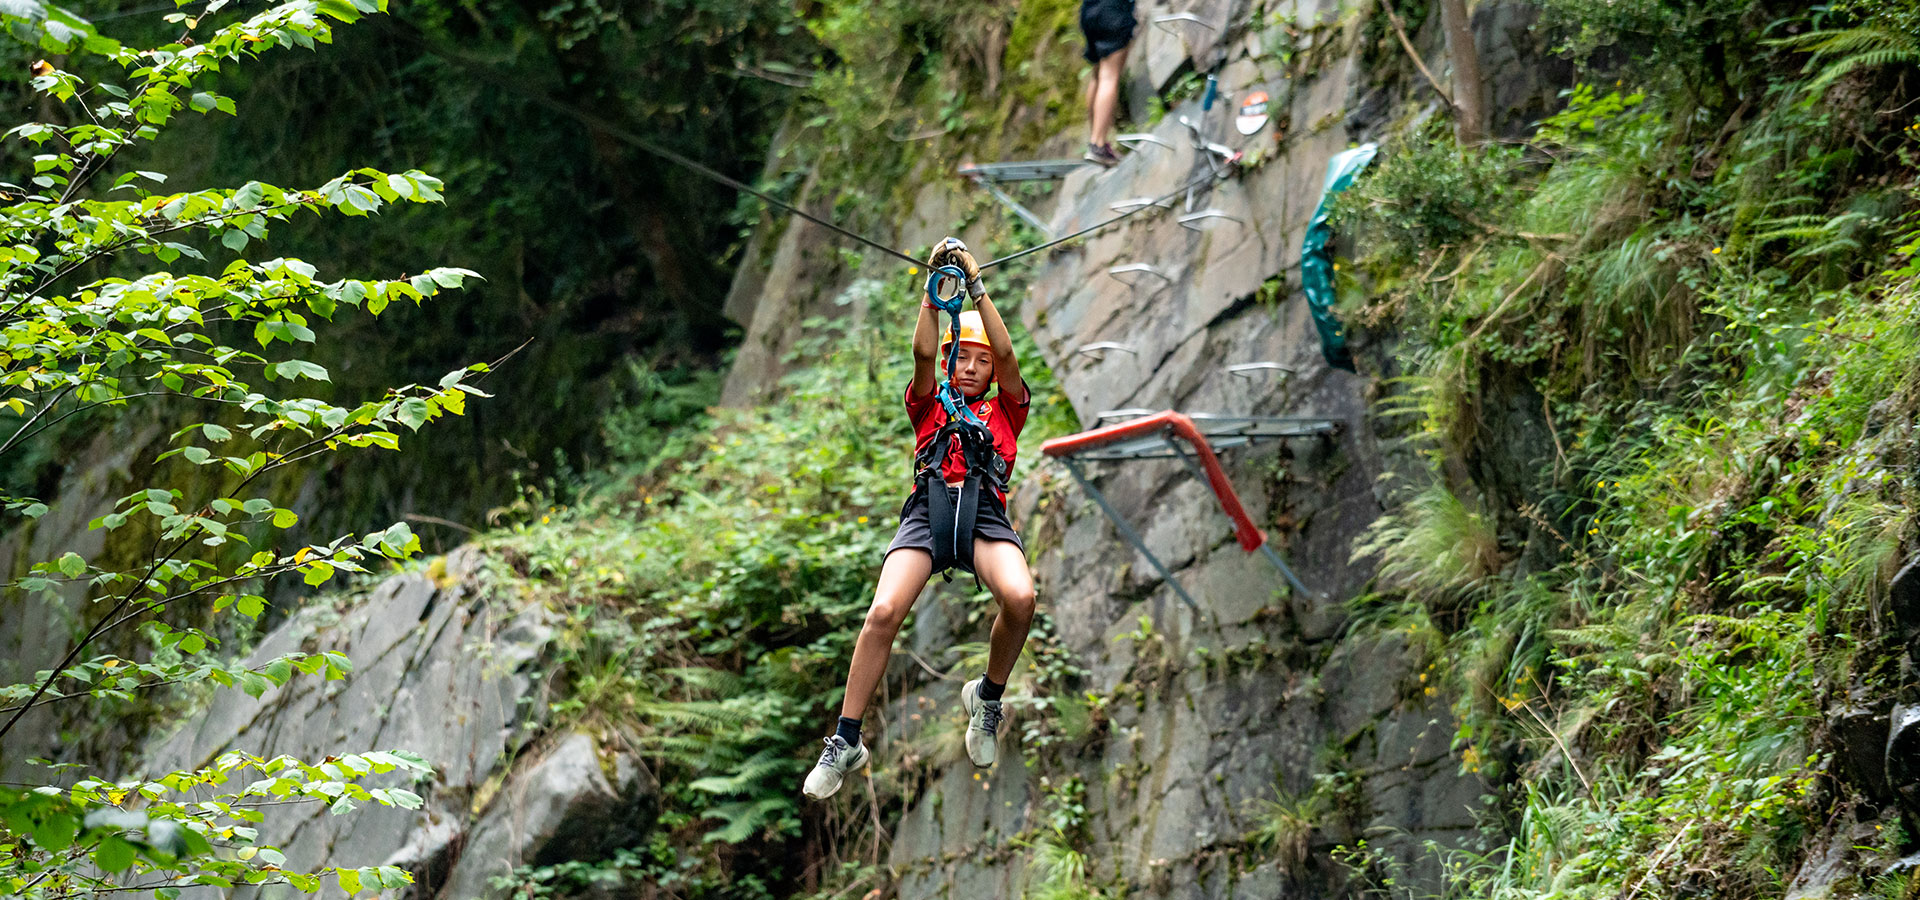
[
  {"xmin": 1075, "ymin": 341, "xmax": 1138, "ymax": 360},
  {"xmin": 1106, "ymin": 263, "xmax": 1173, "ymax": 285},
  {"xmin": 1227, "ymin": 362, "xmax": 1294, "ymax": 378},
  {"xmin": 1177, "ymin": 208, "xmax": 1240, "ymax": 230}
]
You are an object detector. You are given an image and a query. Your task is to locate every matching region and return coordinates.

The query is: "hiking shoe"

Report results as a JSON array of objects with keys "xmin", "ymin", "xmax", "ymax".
[
  {"xmin": 960, "ymin": 679, "xmax": 1004, "ymax": 768},
  {"xmin": 1084, "ymin": 142, "xmax": 1120, "ymax": 168},
  {"xmin": 801, "ymin": 735, "xmax": 869, "ymax": 800}
]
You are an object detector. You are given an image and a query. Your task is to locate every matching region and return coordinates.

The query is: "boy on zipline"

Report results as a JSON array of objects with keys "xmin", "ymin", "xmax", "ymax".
[{"xmin": 803, "ymin": 237, "xmax": 1037, "ymax": 800}]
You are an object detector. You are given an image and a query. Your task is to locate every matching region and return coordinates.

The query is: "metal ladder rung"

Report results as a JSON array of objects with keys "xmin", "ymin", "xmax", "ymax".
[
  {"xmin": 1114, "ymin": 133, "xmax": 1172, "ymax": 151},
  {"xmin": 1076, "ymin": 341, "xmax": 1138, "ymax": 358},
  {"xmin": 1177, "ymin": 208, "xmax": 1240, "ymax": 229},
  {"xmin": 1227, "ymin": 362, "xmax": 1293, "ymax": 378},
  {"xmin": 1110, "ymin": 196, "xmax": 1176, "ymax": 214},
  {"xmin": 956, "ymin": 159, "xmax": 1089, "ymax": 182},
  {"xmin": 1106, "ymin": 263, "xmax": 1172, "ymax": 284},
  {"xmin": 1153, "ymin": 11, "xmax": 1215, "ymax": 33}
]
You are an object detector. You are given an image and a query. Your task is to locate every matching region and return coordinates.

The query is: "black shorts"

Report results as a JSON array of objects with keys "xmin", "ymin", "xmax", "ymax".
[
  {"xmin": 885, "ymin": 486, "xmax": 1025, "ymax": 572},
  {"xmin": 1080, "ymin": 0, "xmax": 1136, "ymax": 63}
]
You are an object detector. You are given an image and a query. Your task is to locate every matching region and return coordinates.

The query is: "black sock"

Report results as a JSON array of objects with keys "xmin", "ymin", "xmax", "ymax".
[
  {"xmin": 978, "ymin": 675, "xmax": 1005, "ymax": 701},
  {"xmin": 835, "ymin": 716, "xmax": 862, "ymax": 747}
]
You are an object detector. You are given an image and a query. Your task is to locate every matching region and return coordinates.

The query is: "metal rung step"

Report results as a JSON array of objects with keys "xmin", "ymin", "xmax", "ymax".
[
  {"xmin": 957, "ymin": 159, "xmax": 1088, "ymax": 183},
  {"xmin": 1227, "ymin": 362, "xmax": 1293, "ymax": 378},
  {"xmin": 1071, "ymin": 414, "xmax": 1341, "ymax": 461},
  {"xmin": 1106, "ymin": 263, "xmax": 1173, "ymax": 284},
  {"xmin": 1075, "ymin": 341, "xmax": 1138, "ymax": 358},
  {"xmin": 1110, "ymin": 196, "xmax": 1176, "ymax": 214},
  {"xmin": 1114, "ymin": 133, "xmax": 1172, "ymax": 151},
  {"xmin": 1178, "ymin": 208, "xmax": 1240, "ymax": 229},
  {"xmin": 1153, "ymin": 11, "xmax": 1215, "ymax": 33},
  {"xmin": 1094, "ymin": 408, "xmax": 1159, "ymax": 423}
]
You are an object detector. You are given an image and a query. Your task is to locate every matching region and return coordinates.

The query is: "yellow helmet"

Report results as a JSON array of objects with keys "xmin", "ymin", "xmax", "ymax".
[{"xmin": 939, "ymin": 310, "xmax": 993, "ymax": 356}]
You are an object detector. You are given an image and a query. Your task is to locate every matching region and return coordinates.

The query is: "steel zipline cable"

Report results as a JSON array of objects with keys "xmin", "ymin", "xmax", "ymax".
[
  {"xmin": 519, "ymin": 87, "xmax": 1228, "ymax": 272},
  {"xmin": 397, "ymin": 25, "xmax": 1230, "ymax": 275}
]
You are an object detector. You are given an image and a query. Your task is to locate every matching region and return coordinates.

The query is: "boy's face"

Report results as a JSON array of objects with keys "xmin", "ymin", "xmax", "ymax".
[{"xmin": 950, "ymin": 343, "xmax": 995, "ymax": 395}]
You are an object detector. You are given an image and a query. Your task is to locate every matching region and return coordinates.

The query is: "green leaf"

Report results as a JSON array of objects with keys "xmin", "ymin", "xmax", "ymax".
[
  {"xmin": 273, "ymin": 508, "xmax": 299, "ymax": 528},
  {"xmin": 397, "ymin": 397, "xmax": 430, "ymax": 431},
  {"xmin": 302, "ymin": 562, "xmax": 335, "ymax": 586},
  {"xmin": 235, "ymin": 595, "xmax": 266, "ymax": 618},
  {"xmin": 31, "ymin": 812, "xmax": 78, "ymax": 851},
  {"xmin": 95, "ymin": 834, "xmax": 137, "ymax": 871},
  {"xmin": 203, "ymin": 424, "xmax": 232, "ymax": 441},
  {"xmin": 221, "ymin": 227, "xmax": 249, "ymax": 251},
  {"xmin": 271, "ymin": 360, "xmax": 330, "ymax": 382},
  {"xmin": 189, "ymin": 92, "xmax": 218, "ymax": 113},
  {"xmin": 336, "ymin": 867, "xmax": 362, "ymax": 895},
  {"xmin": 57, "ymin": 552, "xmax": 85, "ymax": 578}
]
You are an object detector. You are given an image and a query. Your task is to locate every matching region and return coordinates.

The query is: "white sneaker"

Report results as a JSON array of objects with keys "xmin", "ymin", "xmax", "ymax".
[
  {"xmin": 801, "ymin": 735, "xmax": 869, "ymax": 800},
  {"xmin": 960, "ymin": 679, "xmax": 1004, "ymax": 768}
]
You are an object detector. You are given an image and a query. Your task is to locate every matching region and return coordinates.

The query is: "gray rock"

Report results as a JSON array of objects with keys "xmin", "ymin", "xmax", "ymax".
[{"xmin": 437, "ymin": 732, "xmax": 656, "ymax": 900}]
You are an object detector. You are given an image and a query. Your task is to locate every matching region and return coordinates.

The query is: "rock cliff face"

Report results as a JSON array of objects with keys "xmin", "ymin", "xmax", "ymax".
[
  {"xmin": 709, "ymin": 1, "xmax": 1569, "ymax": 897},
  {"xmin": 144, "ymin": 549, "xmax": 657, "ymax": 900},
  {"xmin": 91, "ymin": 1, "xmax": 1574, "ymax": 897}
]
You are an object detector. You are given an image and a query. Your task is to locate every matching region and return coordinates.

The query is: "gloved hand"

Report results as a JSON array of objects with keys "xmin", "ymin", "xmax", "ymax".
[{"xmin": 929, "ymin": 236, "xmax": 986, "ymax": 299}]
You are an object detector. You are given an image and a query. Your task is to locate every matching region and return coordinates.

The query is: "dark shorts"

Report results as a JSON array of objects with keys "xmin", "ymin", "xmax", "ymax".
[
  {"xmin": 1080, "ymin": 0, "xmax": 1136, "ymax": 63},
  {"xmin": 885, "ymin": 487, "xmax": 1026, "ymax": 572}
]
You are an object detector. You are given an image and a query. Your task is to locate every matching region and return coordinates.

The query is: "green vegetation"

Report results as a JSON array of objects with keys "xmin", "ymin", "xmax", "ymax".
[
  {"xmin": 0, "ymin": 1, "xmax": 486, "ymax": 895},
  {"xmin": 1333, "ymin": 0, "xmax": 1920, "ymax": 896}
]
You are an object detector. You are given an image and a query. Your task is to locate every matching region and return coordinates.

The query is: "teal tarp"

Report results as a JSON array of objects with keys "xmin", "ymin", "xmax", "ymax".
[{"xmin": 1300, "ymin": 143, "xmax": 1377, "ymax": 372}]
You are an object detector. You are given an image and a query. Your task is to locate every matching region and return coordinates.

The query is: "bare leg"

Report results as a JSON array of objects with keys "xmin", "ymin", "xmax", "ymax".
[
  {"xmin": 839, "ymin": 549, "xmax": 934, "ymax": 721},
  {"xmin": 1085, "ymin": 67, "xmax": 1099, "ymax": 143},
  {"xmin": 1090, "ymin": 48, "xmax": 1130, "ymax": 148},
  {"xmin": 971, "ymin": 539, "xmax": 1037, "ymax": 685}
]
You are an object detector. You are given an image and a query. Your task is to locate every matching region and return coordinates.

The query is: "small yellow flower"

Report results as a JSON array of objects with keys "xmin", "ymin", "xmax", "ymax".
[
  {"xmin": 908, "ymin": 266, "xmax": 919, "ymax": 275},
  {"xmin": 1588, "ymin": 527, "xmax": 1599, "ymax": 534},
  {"xmin": 857, "ymin": 516, "xmax": 869, "ymax": 524},
  {"xmin": 973, "ymin": 772, "xmax": 982, "ymax": 781},
  {"xmin": 1711, "ymin": 247, "xmax": 1721, "ymax": 254}
]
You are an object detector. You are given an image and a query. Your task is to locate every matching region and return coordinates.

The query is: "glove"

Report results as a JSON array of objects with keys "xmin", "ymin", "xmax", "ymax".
[{"xmin": 930, "ymin": 236, "xmax": 985, "ymax": 299}]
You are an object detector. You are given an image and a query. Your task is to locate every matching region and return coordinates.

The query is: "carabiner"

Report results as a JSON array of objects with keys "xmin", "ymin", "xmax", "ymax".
[{"xmin": 924, "ymin": 264, "xmax": 969, "ymax": 314}]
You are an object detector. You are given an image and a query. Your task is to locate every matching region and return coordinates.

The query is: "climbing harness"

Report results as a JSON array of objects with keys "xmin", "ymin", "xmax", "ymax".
[{"xmin": 913, "ymin": 261, "xmax": 1008, "ymax": 577}]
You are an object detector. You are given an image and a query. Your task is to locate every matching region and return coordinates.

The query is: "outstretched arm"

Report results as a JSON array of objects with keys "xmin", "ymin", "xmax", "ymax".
[{"xmin": 911, "ymin": 300, "xmax": 939, "ymax": 398}]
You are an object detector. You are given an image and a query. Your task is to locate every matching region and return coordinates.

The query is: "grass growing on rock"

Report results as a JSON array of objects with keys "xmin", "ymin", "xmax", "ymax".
[{"xmin": 1333, "ymin": 3, "xmax": 1920, "ymax": 894}]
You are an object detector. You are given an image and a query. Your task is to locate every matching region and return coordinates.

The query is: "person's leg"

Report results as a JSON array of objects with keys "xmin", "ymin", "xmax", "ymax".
[
  {"xmin": 972, "ymin": 539, "xmax": 1036, "ymax": 686},
  {"xmin": 806, "ymin": 549, "xmax": 932, "ymax": 800},
  {"xmin": 1085, "ymin": 64, "xmax": 1099, "ymax": 143},
  {"xmin": 838, "ymin": 548, "xmax": 935, "ymax": 721},
  {"xmin": 958, "ymin": 538, "xmax": 1034, "ymax": 768},
  {"xmin": 1090, "ymin": 47, "xmax": 1130, "ymax": 148}
]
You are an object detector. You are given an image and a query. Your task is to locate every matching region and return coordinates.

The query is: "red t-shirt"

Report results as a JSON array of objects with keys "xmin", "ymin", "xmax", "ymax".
[{"xmin": 906, "ymin": 380, "xmax": 1029, "ymax": 498}]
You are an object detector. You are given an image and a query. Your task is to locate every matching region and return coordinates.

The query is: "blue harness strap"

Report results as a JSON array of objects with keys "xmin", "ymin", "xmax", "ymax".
[{"xmin": 918, "ymin": 264, "xmax": 1003, "ymax": 576}]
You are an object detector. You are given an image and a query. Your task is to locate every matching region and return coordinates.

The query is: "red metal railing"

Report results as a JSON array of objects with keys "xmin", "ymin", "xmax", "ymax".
[{"xmin": 1040, "ymin": 410, "xmax": 1265, "ymax": 552}]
